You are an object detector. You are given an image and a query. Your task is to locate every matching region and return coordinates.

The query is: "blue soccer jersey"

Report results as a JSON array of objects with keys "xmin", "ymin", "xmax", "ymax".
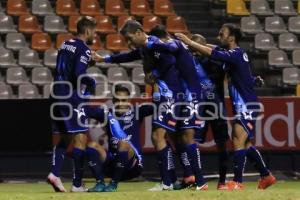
[
  {"xmin": 51, "ymin": 38, "xmax": 96, "ymax": 134},
  {"xmin": 210, "ymin": 46, "xmax": 260, "ymax": 138}
]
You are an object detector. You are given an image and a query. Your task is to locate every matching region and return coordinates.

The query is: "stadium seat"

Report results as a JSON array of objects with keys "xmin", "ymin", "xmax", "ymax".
[
  {"xmin": 279, "ymin": 33, "xmax": 300, "ymax": 51},
  {"xmin": 80, "ymin": 0, "xmax": 101, "ymax": 16},
  {"xmin": 6, "ymin": 33, "xmax": 27, "ymax": 51},
  {"xmin": 6, "ymin": 67, "xmax": 29, "ymax": 85},
  {"xmin": 43, "ymin": 84, "xmax": 51, "ymax": 98},
  {"xmin": 44, "ymin": 15, "xmax": 67, "ymax": 34},
  {"xmin": 32, "ymin": 0, "xmax": 54, "ymax": 16},
  {"xmin": 105, "ymin": 0, "xmax": 127, "ymax": 16},
  {"xmin": 95, "ymin": 83, "xmax": 112, "ymax": 98},
  {"xmin": 0, "ymin": 84, "xmax": 13, "ymax": 99},
  {"xmin": 0, "ymin": 2, "xmax": 4, "ymax": 14},
  {"xmin": 241, "ymin": 16, "xmax": 264, "ymax": 34},
  {"xmin": 7, "ymin": 0, "xmax": 29, "ymax": 16},
  {"xmin": 0, "ymin": 38, "xmax": 3, "ymax": 47},
  {"xmin": 143, "ymin": 16, "xmax": 162, "ymax": 32},
  {"xmin": 0, "ymin": 47, "xmax": 18, "ymax": 68},
  {"xmin": 106, "ymin": 34, "xmax": 129, "ymax": 51},
  {"xmin": 275, "ymin": 0, "xmax": 297, "ymax": 16},
  {"xmin": 117, "ymin": 15, "xmax": 135, "ymax": 31},
  {"xmin": 18, "ymin": 14, "xmax": 42, "ymax": 34},
  {"xmin": 166, "ymin": 16, "xmax": 189, "ymax": 34},
  {"xmin": 250, "ymin": 0, "xmax": 273, "ymax": 16},
  {"xmin": 86, "ymin": 67, "xmax": 106, "ymax": 84},
  {"xmin": 31, "ymin": 33, "xmax": 52, "ymax": 52},
  {"xmin": 154, "ymin": 0, "xmax": 176, "ymax": 16},
  {"xmin": 95, "ymin": 50, "xmax": 119, "ymax": 68},
  {"xmin": 130, "ymin": 0, "xmax": 152, "ymax": 16},
  {"xmin": 88, "ymin": 35, "xmax": 103, "ymax": 51},
  {"xmin": 18, "ymin": 48, "xmax": 42, "ymax": 68},
  {"xmin": 44, "ymin": 49, "xmax": 58, "ymax": 69},
  {"xmin": 255, "ymin": 33, "xmax": 278, "ymax": 51},
  {"xmin": 94, "ymin": 15, "xmax": 116, "ymax": 34},
  {"xmin": 32, "ymin": 67, "xmax": 53, "ymax": 85},
  {"xmin": 227, "ymin": 0, "xmax": 250, "ymax": 15},
  {"xmin": 292, "ymin": 49, "xmax": 300, "ymax": 66},
  {"xmin": 68, "ymin": 15, "xmax": 81, "ymax": 33},
  {"xmin": 132, "ymin": 67, "xmax": 145, "ymax": 85},
  {"xmin": 268, "ymin": 50, "xmax": 293, "ymax": 68},
  {"xmin": 265, "ymin": 16, "xmax": 288, "ymax": 34},
  {"xmin": 0, "ymin": 14, "xmax": 17, "ymax": 33},
  {"xmin": 283, "ymin": 67, "xmax": 300, "ymax": 85},
  {"xmin": 265, "ymin": 74, "xmax": 283, "ymax": 87},
  {"xmin": 56, "ymin": 0, "xmax": 78, "ymax": 16},
  {"xmin": 113, "ymin": 82, "xmax": 141, "ymax": 97},
  {"xmin": 107, "ymin": 67, "xmax": 129, "ymax": 83},
  {"xmin": 288, "ymin": 16, "xmax": 300, "ymax": 33},
  {"xmin": 18, "ymin": 84, "xmax": 40, "ymax": 99},
  {"xmin": 56, "ymin": 33, "xmax": 74, "ymax": 49}
]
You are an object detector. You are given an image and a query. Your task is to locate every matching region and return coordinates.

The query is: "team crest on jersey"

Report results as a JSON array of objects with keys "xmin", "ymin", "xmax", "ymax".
[{"xmin": 243, "ymin": 53, "xmax": 249, "ymax": 62}]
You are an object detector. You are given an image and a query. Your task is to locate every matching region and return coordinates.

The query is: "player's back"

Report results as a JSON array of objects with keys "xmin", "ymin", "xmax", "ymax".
[{"xmin": 53, "ymin": 38, "xmax": 90, "ymax": 99}]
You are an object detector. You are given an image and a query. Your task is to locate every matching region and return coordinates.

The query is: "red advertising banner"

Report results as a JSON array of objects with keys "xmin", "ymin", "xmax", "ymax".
[{"xmin": 53, "ymin": 97, "xmax": 300, "ymax": 152}]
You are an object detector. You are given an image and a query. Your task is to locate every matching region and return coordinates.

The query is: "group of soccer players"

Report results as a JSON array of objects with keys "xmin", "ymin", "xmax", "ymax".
[{"xmin": 46, "ymin": 16, "xmax": 277, "ymax": 193}]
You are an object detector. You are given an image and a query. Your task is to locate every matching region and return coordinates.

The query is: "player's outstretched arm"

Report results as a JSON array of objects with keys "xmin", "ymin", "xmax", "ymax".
[
  {"xmin": 175, "ymin": 33, "xmax": 213, "ymax": 56},
  {"xmin": 92, "ymin": 49, "xmax": 142, "ymax": 64}
]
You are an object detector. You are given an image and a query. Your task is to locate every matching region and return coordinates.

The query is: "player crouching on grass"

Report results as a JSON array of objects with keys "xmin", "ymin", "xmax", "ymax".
[
  {"xmin": 176, "ymin": 23, "xmax": 276, "ymax": 190},
  {"xmin": 85, "ymin": 85, "xmax": 153, "ymax": 192}
]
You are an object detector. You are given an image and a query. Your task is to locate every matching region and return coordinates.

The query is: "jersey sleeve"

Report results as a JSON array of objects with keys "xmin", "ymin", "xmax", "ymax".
[
  {"xmin": 210, "ymin": 47, "xmax": 238, "ymax": 64},
  {"xmin": 105, "ymin": 49, "xmax": 141, "ymax": 63},
  {"xmin": 75, "ymin": 48, "xmax": 96, "ymax": 91}
]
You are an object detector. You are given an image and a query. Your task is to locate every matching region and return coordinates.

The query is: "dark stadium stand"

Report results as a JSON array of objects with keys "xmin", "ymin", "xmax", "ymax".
[{"xmin": 0, "ymin": 0, "xmax": 299, "ymax": 99}]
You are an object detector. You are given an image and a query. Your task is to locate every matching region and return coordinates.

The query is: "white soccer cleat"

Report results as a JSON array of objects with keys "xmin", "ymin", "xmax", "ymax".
[
  {"xmin": 70, "ymin": 185, "xmax": 88, "ymax": 192},
  {"xmin": 195, "ymin": 183, "xmax": 209, "ymax": 191},
  {"xmin": 148, "ymin": 183, "xmax": 173, "ymax": 191},
  {"xmin": 47, "ymin": 173, "xmax": 66, "ymax": 192}
]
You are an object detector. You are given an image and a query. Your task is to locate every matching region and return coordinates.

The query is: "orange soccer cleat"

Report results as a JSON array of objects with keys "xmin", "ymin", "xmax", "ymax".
[
  {"xmin": 226, "ymin": 181, "xmax": 245, "ymax": 190},
  {"xmin": 258, "ymin": 174, "xmax": 276, "ymax": 190},
  {"xmin": 217, "ymin": 182, "xmax": 230, "ymax": 190}
]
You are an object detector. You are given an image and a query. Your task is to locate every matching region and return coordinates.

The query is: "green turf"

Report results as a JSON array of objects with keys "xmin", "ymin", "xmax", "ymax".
[{"xmin": 0, "ymin": 181, "xmax": 299, "ymax": 200}]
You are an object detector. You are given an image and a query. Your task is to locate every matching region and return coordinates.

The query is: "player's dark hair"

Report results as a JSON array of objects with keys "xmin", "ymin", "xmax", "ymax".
[
  {"xmin": 77, "ymin": 16, "xmax": 97, "ymax": 34},
  {"xmin": 120, "ymin": 20, "xmax": 144, "ymax": 35},
  {"xmin": 222, "ymin": 23, "xmax": 242, "ymax": 44},
  {"xmin": 149, "ymin": 25, "xmax": 168, "ymax": 39},
  {"xmin": 115, "ymin": 85, "xmax": 130, "ymax": 96},
  {"xmin": 191, "ymin": 34, "xmax": 207, "ymax": 45}
]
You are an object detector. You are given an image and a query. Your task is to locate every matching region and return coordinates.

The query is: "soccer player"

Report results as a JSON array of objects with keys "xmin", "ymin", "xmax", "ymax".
[
  {"xmin": 187, "ymin": 34, "xmax": 230, "ymax": 190},
  {"xmin": 145, "ymin": 25, "xmax": 209, "ymax": 190},
  {"xmin": 92, "ymin": 20, "xmax": 183, "ymax": 190},
  {"xmin": 47, "ymin": 17, "xmax": 97, "ymax": 192},
  {"xmin": 85, "ymin": 85, "xmax": 153, "ymax": 192},
  {"xmin": 176, "ymin": 23, "xmax": 276, "ymax": 190}
]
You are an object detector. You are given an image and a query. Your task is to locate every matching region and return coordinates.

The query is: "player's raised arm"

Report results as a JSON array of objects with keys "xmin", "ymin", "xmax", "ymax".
[
  {"xmin": 145, "ymin": 38, "xmax": 178, "ymax": 53},
  {"xmin": 175, "ymin": 33, "xmax": 213, "ymax": 56}
]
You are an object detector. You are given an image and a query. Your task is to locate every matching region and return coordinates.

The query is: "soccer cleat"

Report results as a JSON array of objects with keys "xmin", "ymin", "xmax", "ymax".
[
  {"xmin": 88, "ymin": 181, "xmax": 106, "ymax": 192},
  {"xmin": 226, "ymin": 181, "xmax": 245, "ymax": 190},
  {"xmin": 104, "ymin": 181, "xmax": 118, "ymax": 192},
  {"xmin": 195, "ymin": 183, "xmax": 208, "ymax": 191},
  {"xmin": 70, "ymin": 185, "xmax": 88, "ymax": 192},
  {"xmin": 217, "ymin": 183, "xmax": 230, "ymax": 190},
  {"xmin": 47, "ymin": 173, "xmax": 66, "ymax": 192},
  {"xmin": 258, "ymin": 174, "xmax": 276, "ymax": 190},
  {"xmin": 148, "ymin": 183, "xmax": 173, "ymax": 191}
]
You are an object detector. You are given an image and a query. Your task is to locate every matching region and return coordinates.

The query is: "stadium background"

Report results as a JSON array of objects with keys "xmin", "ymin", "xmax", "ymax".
[{"xmin": 0, "ymin": 0, "xmax": 299, "ymax": 181}]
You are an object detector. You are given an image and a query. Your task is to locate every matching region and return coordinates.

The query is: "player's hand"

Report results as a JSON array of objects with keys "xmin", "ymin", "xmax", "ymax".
[
  {"xmin": 175, "ymin": 33, "xmax": 192, "ymax": 45},
  {"xmin": 255, "ymin": 76, "xmax": 265, "ymax": 87},
  {"xmin": 92, "ymin": 51, "xmax": 105, "ymax": 62}
]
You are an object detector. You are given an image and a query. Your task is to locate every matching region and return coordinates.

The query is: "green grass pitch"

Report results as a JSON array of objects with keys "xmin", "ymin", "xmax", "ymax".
[{"xmin": 0, "ymin": 181, "xmax": 299, "ymax": 200}]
